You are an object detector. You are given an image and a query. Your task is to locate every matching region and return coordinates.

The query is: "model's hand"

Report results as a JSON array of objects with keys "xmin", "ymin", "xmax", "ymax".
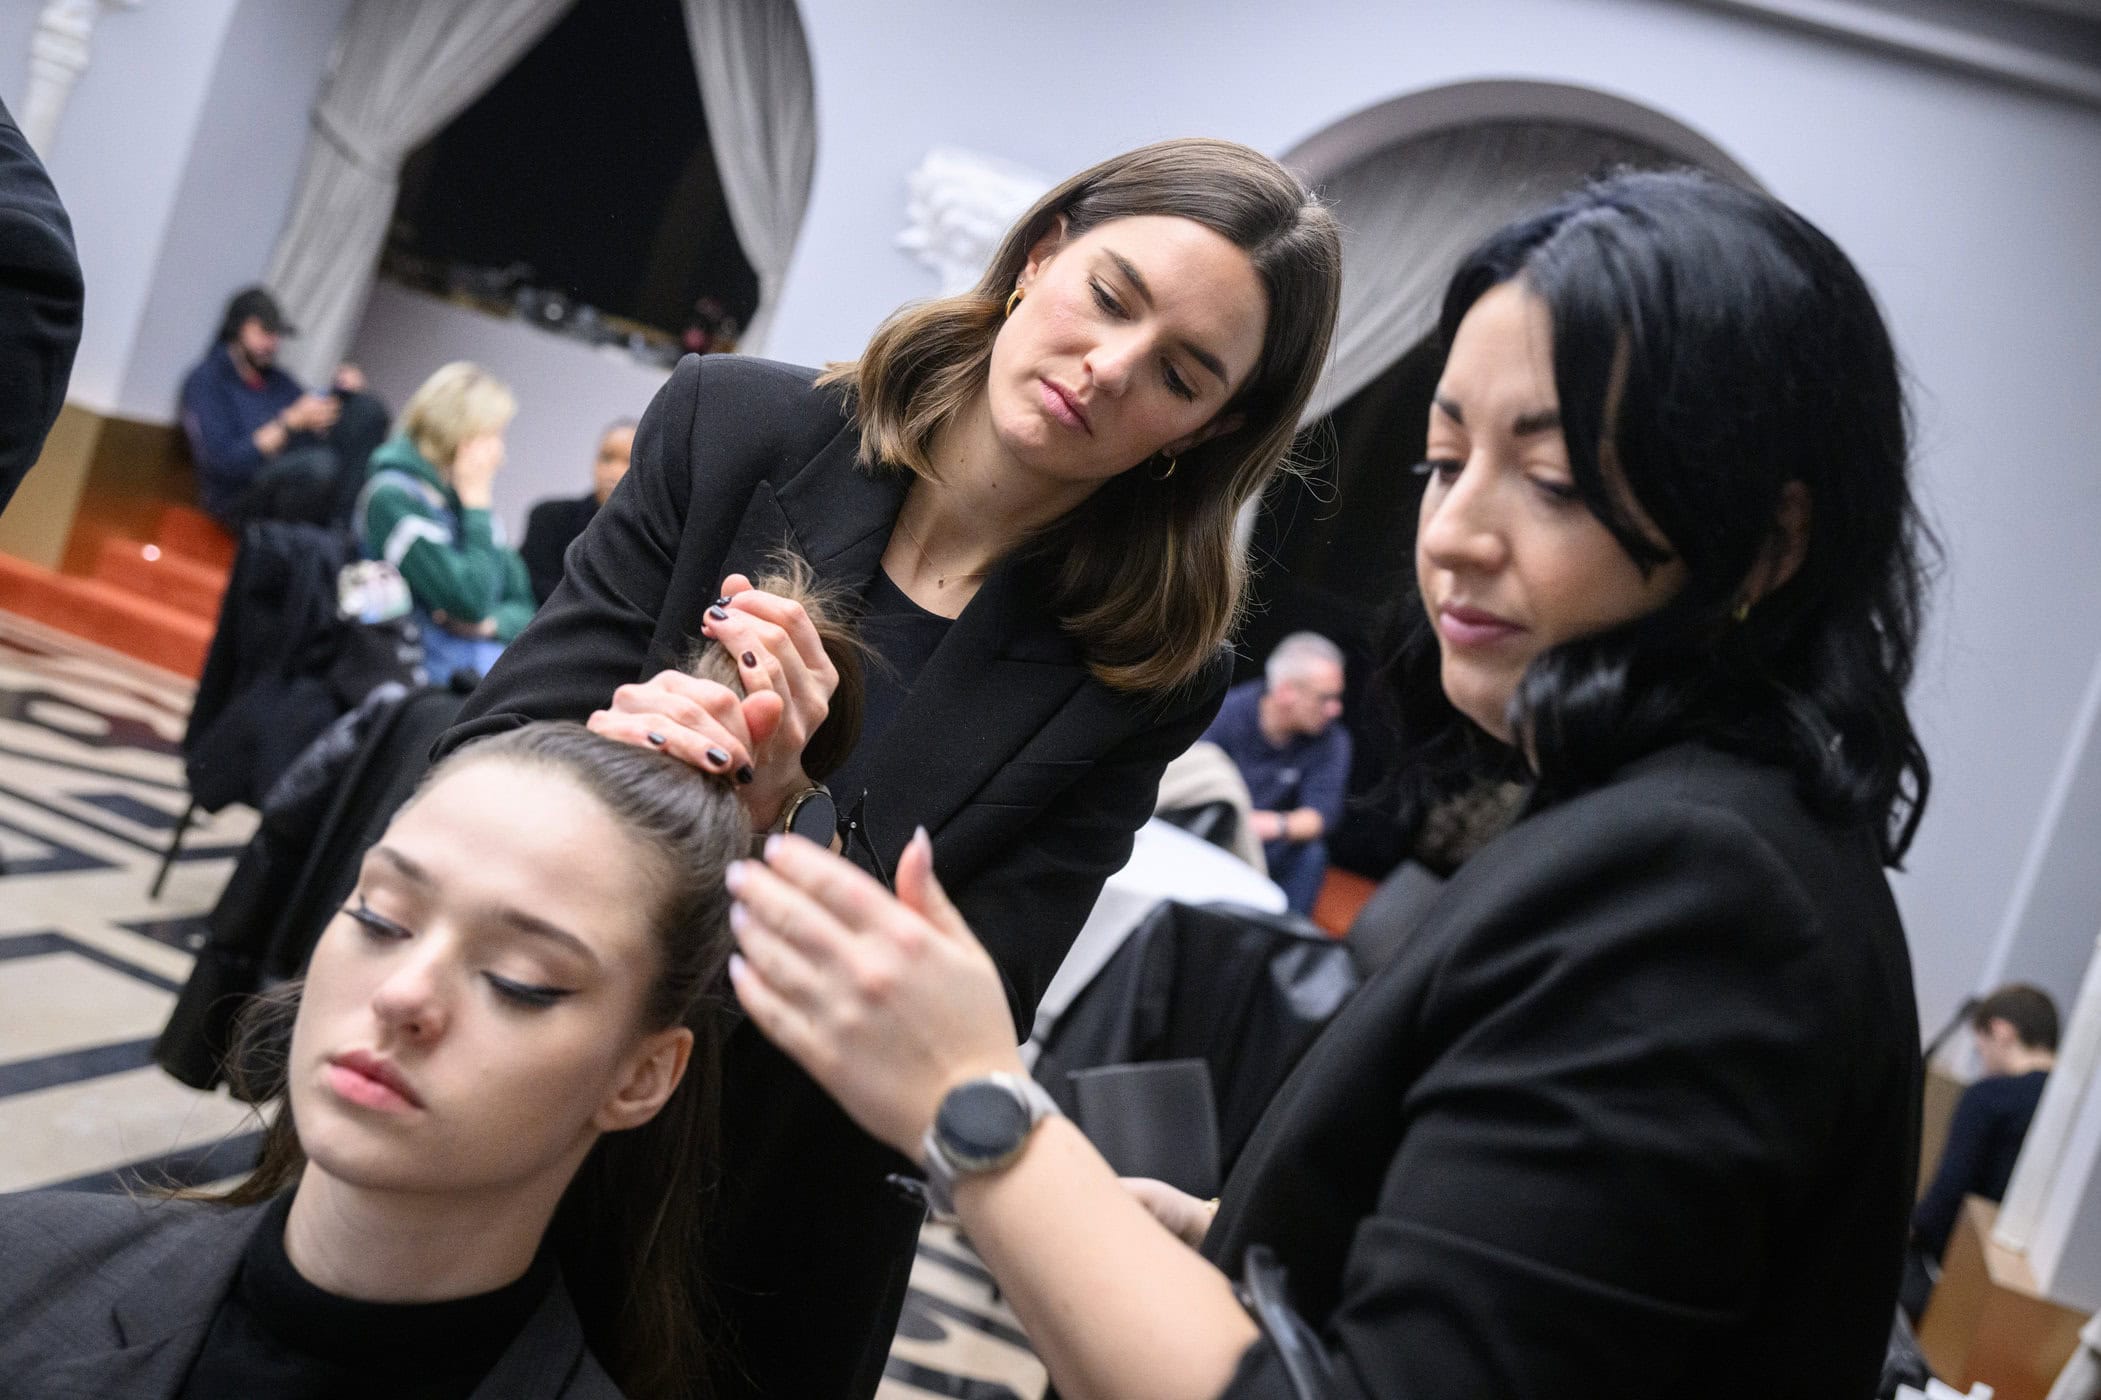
[
  {"xmin": 704, "ymin": 572, "xmax": 839, "ymax": 827},
  {"xmin": 333, "ymin": 363, "xmax": 367, "ymax": 394},
  {"xmin": 283, "ymin": 391, "xmax": 339, "ymax": 434},
  {"xmin": 450, "ymin": 432, "xmax": 505, "ymax": 508},
  {"xmin": 1120, "ymin": 1178, "xmax": 1219, "ymax": 1249},
  {"xmin": 590, "ymin": 668, "xmax": 763, "ymax": 785},
  {"xmin": 727, "ymin": 829, "xmax": 1023, "ymax": 1158}
]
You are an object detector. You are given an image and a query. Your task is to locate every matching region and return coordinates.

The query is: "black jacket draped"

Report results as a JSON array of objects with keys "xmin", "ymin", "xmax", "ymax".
[
  {"xmin": 1205, "ymin": 743, "xmax": 1920, "ymax": 1399},
  {"xmin": 441, "ymin": 353, "xmax": 1227, "ymax": 1397}
]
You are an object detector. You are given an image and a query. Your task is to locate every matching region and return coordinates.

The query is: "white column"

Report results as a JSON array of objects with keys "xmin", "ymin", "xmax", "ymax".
[
  {"xmin": 1995, "ymin": 929, "xmax": 2101, "ymax": 1308},
  {"xmin": 18, "ymin": 0, "xmax": 141, "ymax": 157}
]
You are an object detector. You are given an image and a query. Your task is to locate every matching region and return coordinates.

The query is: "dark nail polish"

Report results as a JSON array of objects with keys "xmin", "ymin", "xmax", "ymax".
[
  {"xmin": 741, "ymin": 651, "xmax": 758, "ymax": 668},
  {"xmin": 707, "ymin": 605, "xmax": 730, "ymax": 621},
  {"xmin": 645, "ymin": 731, "xmax": 668, "ymax": 747},
  {"xmin": 705, "ymin": 747, "xmax": 730, "ymax": 767},
  {"xmin": 713, "ymin": 595, "xmax": 731, "ymax": 608},
  {"xmin": 735, "ymin": 764, "xmax": 755, "ymax": 785}
]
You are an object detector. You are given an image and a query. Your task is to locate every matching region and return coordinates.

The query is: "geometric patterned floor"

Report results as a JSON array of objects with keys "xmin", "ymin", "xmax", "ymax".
[{"xmin": 0, "ymin": 608, "xmax": 1044, "ymax": 1399}]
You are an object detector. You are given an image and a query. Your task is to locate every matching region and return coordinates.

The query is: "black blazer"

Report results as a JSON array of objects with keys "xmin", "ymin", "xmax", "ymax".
[
  {"xmin": 519, "ymin": 492, "xmax": 598, "ymax": 606},
  {"xmin": 442, "ymin": 353, "xmax": 1228, "ymax": 1399},
  {"xmin": 0, "ymin": 1190, "xmax": 620, "ymax": 1399},
  {"xmin": 1204, "ymin": 744, "xmax": 1920, "ymax": 1400},
  {"xmin": 0, "ymin": 95, "xmax": 82, "ymax": 515}
]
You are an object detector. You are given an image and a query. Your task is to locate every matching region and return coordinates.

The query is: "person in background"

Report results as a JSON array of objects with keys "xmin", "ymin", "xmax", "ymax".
[
  {"xmin": 0, "ymin": 94, "xmax": 83, "ymax": 517},
  {"xmin": 521, "ymin": 419, "xmax": 636, "ymax": 606},
  {"xmin": 1201, "ymin": 631, "xmax": 1351, "ymax": 912},
  {"xmin": 0, "ymin": 721, "xmax": 746, "ymax": 1400},
  {"xmin": 1913, "ymin": 982, "xmax": 2059, "ymax": 1264},
  {"xmin": 355, "ymin": 361, "xmax": 534, "ymax": 683},
  {"xmin": 179, "ymin": 286, "xmax": 388, "ymax": 530}
]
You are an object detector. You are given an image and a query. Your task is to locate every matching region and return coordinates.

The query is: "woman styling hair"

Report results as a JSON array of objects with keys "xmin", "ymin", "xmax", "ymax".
[
  {"xmin": 440, "ymin": 136, "xmax": 1342, "ymax": 1397},
  {"xmin": 724, "ymin": 168, "xmax": 1933, "ymax": 1398}
]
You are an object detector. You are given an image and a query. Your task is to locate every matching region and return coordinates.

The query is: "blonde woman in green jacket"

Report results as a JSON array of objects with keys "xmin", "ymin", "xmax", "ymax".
[{"xmin": 356, "ymin": 361, "xmax": 535, "ymax": 681}]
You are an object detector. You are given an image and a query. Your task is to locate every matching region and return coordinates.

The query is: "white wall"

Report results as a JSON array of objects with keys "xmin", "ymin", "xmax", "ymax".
[
  {"xmin": 0, "ymin": 0, "xmax": 348, "ymax": 421},
  {"xmin": 116, "ymin": 0, "xmax": 354, "ymax": 422},
  {"xmin": 0, "ymin": 0, "xmax": 239, "ymax": 414},
  {"xmin": 769, "ymin": 0, "xmax": 2101, "ymax": 1030},
  {"xmin": 346, "ymin": 281, "xmax": 672, "ymax": 541}
]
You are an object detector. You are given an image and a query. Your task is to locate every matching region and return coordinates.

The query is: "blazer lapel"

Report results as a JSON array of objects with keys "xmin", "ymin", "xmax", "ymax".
[
  {"xmin": 27, "ymin": 1202, "xmax": 256, "ymax": 1399},
  {"xmin": 721, "ymin": 434, "xmax": 906, "ymax": 596},
  {"xmin": 849, "ymin": 559, "xmax": 1089, "ymax": 866}
]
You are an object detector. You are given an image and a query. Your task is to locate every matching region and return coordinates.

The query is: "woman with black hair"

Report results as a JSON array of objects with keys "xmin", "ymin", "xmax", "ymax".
[{"xmin": 724, "ymin": 167, "xmax": 1931, "ymax": 1399}]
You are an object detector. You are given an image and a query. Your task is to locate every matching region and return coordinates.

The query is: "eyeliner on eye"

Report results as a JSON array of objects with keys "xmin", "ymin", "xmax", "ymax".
[{"xmin": 487, "ymin": 974, "xmax": 576, "ymax": 1009}]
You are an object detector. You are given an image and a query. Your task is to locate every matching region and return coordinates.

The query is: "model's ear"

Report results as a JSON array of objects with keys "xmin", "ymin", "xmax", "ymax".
[
  {"xmin": 1741, "ymin": 480, "xmax": 1812, "ymax": 607},
  {"xmin": 1161, "ymin": 412, "xmax": 1246, "ymax": 460},
  {"xmin": 1019, "ymin": 213, "xmax": 1072, "ymax": 290},
  {"xmin": 594, "ymin": 1026, "xmax": 693, "ymax": 1133}
]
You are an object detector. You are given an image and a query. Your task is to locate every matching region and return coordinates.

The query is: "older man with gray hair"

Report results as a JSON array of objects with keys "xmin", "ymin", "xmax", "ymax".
[{"xmin": 1201, "ymin": 630, "xmax": 1353, "ymax": 913}]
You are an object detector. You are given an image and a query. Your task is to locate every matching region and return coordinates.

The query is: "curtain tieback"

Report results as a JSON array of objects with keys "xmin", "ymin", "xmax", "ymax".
[{"xmin": 310, "ymin": 106, "xmax": 392, "ymax": 178}]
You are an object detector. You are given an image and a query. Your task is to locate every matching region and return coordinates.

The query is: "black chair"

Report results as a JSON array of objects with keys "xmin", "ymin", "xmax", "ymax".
[
  {"xmin": 151, "ymin": 521, "xmax": 349, "ymax": 898},
  {"xmin": 1032, "ymin": 900, "xmax": 1358, "ymax": 1186}
]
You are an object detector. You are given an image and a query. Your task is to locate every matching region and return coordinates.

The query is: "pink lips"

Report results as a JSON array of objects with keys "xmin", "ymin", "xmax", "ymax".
[
  {"xmin": 326, "ymin": 1051, "xmax": 423, "ymax": 1113},
  {"xmin": 1039, "ymin": 379, "xmax": 1091, "ymax": 434},
  {"xmin": 1436, "ymin": 603, "xmax": 1524, "ymax": 648}
]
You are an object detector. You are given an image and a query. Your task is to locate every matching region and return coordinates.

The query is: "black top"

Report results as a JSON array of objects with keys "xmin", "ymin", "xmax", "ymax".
[
  {"xmin": 520, "ymin": 493, "xmax": 599, "ymax": 606},
  {"xmin": 177, "ymin": 1192, "xmax": 558, "ymax": 1400},
  {"xmin": 1205, "ymin": 743, "xmax": 1920, "ymax": 1400},
  {"xmin": 0, "ymin": 94, "xmax": 83, "ymax": 518},
  {"xmin": 826, "ymin": 566, "xmax": 953, "ymax": 817},
  {"xmin": 1913, "ymin": 1068, "xmax": 2051, "ymax": 1259}
]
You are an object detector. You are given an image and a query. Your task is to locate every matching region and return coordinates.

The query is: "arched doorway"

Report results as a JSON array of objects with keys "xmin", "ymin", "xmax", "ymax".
[{"xmin": 1244, "ymin": 82, "xmax": 1759, "ymax": 880}]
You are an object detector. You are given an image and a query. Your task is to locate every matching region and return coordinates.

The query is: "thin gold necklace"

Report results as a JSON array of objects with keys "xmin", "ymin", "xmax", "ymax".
[{"xmin": 894, "ymin": 504, "xmax": 990, "ymax": 590}]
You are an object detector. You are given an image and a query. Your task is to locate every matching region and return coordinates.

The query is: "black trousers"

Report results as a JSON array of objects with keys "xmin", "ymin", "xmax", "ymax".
[{"xmin": 215, "ymin": 391, "xmax": 388, "ymax": 531}]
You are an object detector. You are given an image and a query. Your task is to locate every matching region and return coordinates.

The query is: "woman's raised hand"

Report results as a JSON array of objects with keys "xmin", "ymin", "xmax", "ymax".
[
  {"xmin": 702, "ymin": 572, "xmax": 839, "ymax": 828},
  {"xmin": 725, "ymin": 829, "xmax": 1023, "ymax": 1159},
  {"xmin": 589, "ymin": 668, "xmax": 760, "ymax": 785}
]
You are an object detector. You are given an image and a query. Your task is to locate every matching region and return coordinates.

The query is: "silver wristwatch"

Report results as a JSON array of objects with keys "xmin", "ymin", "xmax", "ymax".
[{"xmin": 918, "ymin": 1071, "xmax": 1062, "ymax": 1218}]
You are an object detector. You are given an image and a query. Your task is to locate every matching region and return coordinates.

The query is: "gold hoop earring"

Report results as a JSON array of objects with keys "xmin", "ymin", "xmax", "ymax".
[
  {"xmin": 1005, "ymin": 287, "xmax": 1024, "ymax": 318},
  {"xmin": 1149, "ymin": 455, "xmax": 1177, "ymax": 482}
]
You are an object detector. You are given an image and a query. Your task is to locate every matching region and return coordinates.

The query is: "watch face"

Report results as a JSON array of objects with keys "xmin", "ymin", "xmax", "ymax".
[
  {"xmin": 787, "ymin": 789, "xmax": 837, "ymax": 844},
  {"xmin": 937, "ymin": 1081, "xmax": 1032, "ymax": 1167}
]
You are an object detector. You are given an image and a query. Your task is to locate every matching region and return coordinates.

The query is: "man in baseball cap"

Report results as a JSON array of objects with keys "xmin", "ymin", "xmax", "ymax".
[{"xmin": 179, "ymin": 285, "xmax": 387, "ymax": 529}]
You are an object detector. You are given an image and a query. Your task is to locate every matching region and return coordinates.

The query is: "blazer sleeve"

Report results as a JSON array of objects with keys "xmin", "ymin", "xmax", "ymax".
[
  {"xmin": 1224, "ymin": 798, "xmax": 1854, "ymax": 1398},
  {"xmin": 439, "ymin": 356, "xmax": 702, "ymax": 754},
  {"xmin": 953, "ymin": 657, "xmax": 1230, "ymax": 1028},
  {"xmin": 0, "ymin": 96, "xmax": 82, "ymax": 515}
]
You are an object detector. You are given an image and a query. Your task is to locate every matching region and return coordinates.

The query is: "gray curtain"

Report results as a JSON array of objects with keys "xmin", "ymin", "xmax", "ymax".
[
  {"xmin": 1303, "ymin": 121, "xmax": 1682, "ymax": 424},
  {"xmin": 678, "ymin": 0, "xmax": 816, "ymax": 355},
  {"xmin": 267, "ymin": 0, "xmax": 577, "ymax": 384}
]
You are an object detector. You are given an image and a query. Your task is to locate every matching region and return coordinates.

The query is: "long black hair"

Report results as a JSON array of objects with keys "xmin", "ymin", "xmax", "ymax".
[{"xmin": 1384, "ymin": 168, "xmax": 1934, "ymax": 865}]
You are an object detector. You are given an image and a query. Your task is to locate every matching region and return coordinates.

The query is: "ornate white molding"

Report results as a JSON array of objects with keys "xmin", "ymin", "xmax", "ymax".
[
  {"xmin": 20, "ymin": 0, "xmax": 143, "ymax": 156},
  {"xmin": 896, "ymin": 147, "xmax": 1053, "ymax": 296}
]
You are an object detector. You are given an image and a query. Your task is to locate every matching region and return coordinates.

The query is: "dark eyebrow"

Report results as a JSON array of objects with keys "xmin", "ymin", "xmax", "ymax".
[
  {"xmin": 1106, "ymin": 248, "xmax": 1230, "ymax": 387},
  {"xmin": 1431, "ymin": 395, "xmax": 1561, "ymax": 438},
  {"xmin": 371, "ymin": 845, "xmax": 600, "ymax": 966}
]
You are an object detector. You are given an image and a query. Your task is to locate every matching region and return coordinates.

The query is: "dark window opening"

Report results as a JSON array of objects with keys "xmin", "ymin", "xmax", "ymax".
[{"xmin": 384, "ymin": 0, "xmax": 758, "ymax": 365}]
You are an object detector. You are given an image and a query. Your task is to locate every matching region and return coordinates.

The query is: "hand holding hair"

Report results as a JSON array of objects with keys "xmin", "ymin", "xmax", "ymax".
[{"xmin": 725, "ymin": 828, "xmax": 1024, "ymax": 1159}]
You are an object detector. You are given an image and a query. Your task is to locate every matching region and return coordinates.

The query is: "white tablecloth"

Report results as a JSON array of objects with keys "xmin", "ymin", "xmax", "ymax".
[{"xmin": 1023, "ymin": 819, "xmax": 1286, "ymax": 1060}]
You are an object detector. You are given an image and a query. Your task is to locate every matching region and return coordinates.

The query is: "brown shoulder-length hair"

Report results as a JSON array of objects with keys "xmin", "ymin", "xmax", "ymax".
[{"xmin": 821, "ymin": 137, "xmax": 1342, "ymax": 694}]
